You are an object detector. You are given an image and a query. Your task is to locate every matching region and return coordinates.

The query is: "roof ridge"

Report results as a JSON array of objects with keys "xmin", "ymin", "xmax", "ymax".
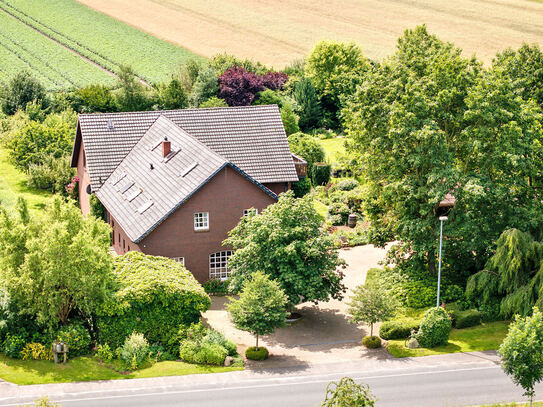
[{"xmin": 155, "ymin": 115, "xmax": 228, "ymax": 163}]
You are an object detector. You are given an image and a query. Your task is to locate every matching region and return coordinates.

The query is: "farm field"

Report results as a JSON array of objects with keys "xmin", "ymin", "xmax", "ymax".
[
  {"xmin": 0, "ymin": 0, "xmax": 199, "ymax": 88},
  {"xmin": 77, "ymin": 0, "xmax": 543, "ymax": 68}
]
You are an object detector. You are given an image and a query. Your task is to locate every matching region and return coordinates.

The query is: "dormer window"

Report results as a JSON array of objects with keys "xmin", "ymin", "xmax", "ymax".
[
  {"xmin": 243, "ymin": 208, "xmax": 258, "ymax": 217},
  {"xmin": 194, "ymin": 212, "xmax": 209, "ymax": 231}
]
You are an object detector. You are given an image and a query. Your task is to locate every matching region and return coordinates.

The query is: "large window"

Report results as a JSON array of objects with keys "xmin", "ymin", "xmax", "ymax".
[
  {"xmin": 209, "ymin": 251, "xmax": 233, "ymax": 280},
  {"xmin": 194, "ymin": 212, "xmax": 209, "ymax": 231},
  {"xmin": 173, "ymin": 257, "xmax": 185, "ymax": 266}
]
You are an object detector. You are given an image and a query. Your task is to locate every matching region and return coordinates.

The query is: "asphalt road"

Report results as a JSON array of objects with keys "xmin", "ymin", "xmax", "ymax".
[{"xmin": 3, "ymin": 362, "xmax": 542, "ymax": 407}]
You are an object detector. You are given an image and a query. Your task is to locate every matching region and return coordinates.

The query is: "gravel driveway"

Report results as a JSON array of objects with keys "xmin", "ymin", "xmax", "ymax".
[{"xmin": 202, "ymin": 244, "xmax": 393, "ymax": 368}]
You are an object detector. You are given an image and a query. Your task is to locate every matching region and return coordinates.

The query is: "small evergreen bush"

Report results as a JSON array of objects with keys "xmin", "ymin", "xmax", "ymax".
[
  {"xmin": 199, "ymin": 342, "xmax": 228, "ymax": 365},
  {"xmin": 56, "ymin": 323, "xmax": 91, "ymax": 357},
  {"xmin": 455, "ymin": 309, "xmax": 482, "ymax": 329},
  {"xmin": 415, "ymin": 307, "xmax": 452, "ymax": 348},
  {"xmin": 312, "ymin": 162, "xmax": 331, "ymax": 186},
  {"xmin": 362, "ymin": 335, "xmax": 382, "ymax": 349},
  {"xmin": 379, "ymin": 319, "xmax": 420, "ymax": 340},
  {"xmin": 119, "ymin": 332, "xmax": 150, "ymax": 370},
  {"xmin": 245, "ymin": 346, "xmax": 269, "ymax": 360},
  {"xmin": 292, "ymin": 177, "xmax": 311, "ymax": 198}
]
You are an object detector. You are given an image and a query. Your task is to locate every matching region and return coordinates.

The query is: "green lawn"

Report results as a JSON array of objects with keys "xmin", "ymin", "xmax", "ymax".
[
  {"xmin": 386, "ymin": 321, "xmax": 510, "ymax": 358},
  {"xmin": 313, "ymin": 198, "xmax": 328, "ymax": 218},
  {"xmin": 0, "ymin": 147, "xmax": 52, "ymax": 213},
  {"xmin": 0, "ymin": 354, "xmax": 242, "ymax": 385},
  {"xmin": 316, "ymin": 137, "xmax": 347, "ymax": 163}
]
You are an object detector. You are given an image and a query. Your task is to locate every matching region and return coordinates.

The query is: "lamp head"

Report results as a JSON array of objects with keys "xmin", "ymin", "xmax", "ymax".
[{"xmin": 439, "ymin": 216, "xmax": 448, "ymax": 221}]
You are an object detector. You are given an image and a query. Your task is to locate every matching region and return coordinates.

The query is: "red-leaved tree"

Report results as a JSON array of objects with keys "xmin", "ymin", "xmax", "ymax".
[
  {"xmin": 218, "ymin": 66, "xmax": 264, "ymax": 106},
  {"xmin": 261, "ymin": 71, "xmax": 288, "ymax": 90}
]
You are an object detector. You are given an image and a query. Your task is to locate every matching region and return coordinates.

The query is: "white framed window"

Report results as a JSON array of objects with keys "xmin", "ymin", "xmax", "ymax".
[
  {"xmin": 194, "ymin": 212, "xmax": 209, "ymax": 231},
  {"xmin": 243, "ymin": 208, "xmax": 258, "ymax": 217},
  {"xmin": 209, "ymin": 251, "xmax": 233, "ymax": 280},
  {"xmin": 173, "ymin": 257, "xmax": 185, "ymax": 266}
]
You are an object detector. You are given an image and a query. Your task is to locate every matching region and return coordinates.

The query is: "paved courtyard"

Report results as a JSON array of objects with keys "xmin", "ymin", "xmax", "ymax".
[{"xmin": 202, "ymin": 244, "xmax": 393, "ymax": 368}]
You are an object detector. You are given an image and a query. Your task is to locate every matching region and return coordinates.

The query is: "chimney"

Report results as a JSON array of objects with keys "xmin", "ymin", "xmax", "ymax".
[{"xmin": 162, "ymin": 137, "xmax": 171, "ymax": 158}]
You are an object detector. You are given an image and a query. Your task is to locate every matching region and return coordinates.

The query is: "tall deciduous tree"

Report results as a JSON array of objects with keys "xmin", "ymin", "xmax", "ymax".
[
  {"xmin": 115, "ymin": 65, "xmax": 151, "ymax": 112},
  {"xmin": 227, "ymin": 272, "xmax": 288, "ymax": 348},
  {"xmin": 347, "ymin": 283, "xmax": 397, "ymax": 338},
  {"xmin": 224, "ymin": 191, "xmax": 346, "ymax": 307},
  {"xmin": 1, "ymin": 71, "xmax": 47, "ymax": 115},
  {"xmin": 499, "ymin": 307, "xmax": 543, "ymax": 406},
  {"xmin": 343, "ymin": 25, "xmax": 543, "ymax": 281},
  {"xmin": 0, "ymin": 197, "xmax": 113, "ymax": 326},
  {"xmin": 305, "ymin": 40, "xmax": 369, "ymax": 126}
]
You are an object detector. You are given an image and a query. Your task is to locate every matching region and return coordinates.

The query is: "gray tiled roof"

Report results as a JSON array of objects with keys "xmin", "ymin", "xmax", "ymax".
[
  {"xmin": 96, "ymin": 115, "xmax": 276, "ymax": 242},
  {"xmin": 74, "ymin": 105, "xmax": 298, "ymax": 191}
]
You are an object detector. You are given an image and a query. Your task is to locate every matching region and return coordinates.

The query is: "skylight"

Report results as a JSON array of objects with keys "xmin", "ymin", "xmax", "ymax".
[
  {"xmin": 120, "ymin": 180, "xmax": 134, "ymax": 194},
  {"xmin": 180, "ymin": 162, "xmax": 198, "ymax": 177},
  {"xmin": 126, "ymin": 188, "xmax": 142, "ymax": 202},
  {"xmin": 138, "ymin": 201, "xmax": 153, "ymax": 214}
]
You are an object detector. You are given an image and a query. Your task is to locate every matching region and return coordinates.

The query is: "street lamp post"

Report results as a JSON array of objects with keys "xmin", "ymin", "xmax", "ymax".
[{"xmin": 436, "ymin": 216, "xmax": 448, "ymax": 307}]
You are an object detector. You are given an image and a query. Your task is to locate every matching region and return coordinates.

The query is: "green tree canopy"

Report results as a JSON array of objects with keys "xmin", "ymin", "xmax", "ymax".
[
  {"xmin": 287, "ymin": 132, "xmax": 325, "ymax": 177},
  {"xmin": 343, "ymin": 25, "xmax": 543, "ymax": 280},
  {"xmin": 321, "ymin": 377, "xmax": 376, "ymax": 407},
  {"xmin": 294, "ymin": 77, "xmax": 322, "ymax": 130},
  {"xmin": 499, "ymin": 307, "xmax": 543, "ymax": 405},
  {"xmin": 115, "ymin": 65, "xmax": 152, "ymax": 112},
  {"xmin": 0, "ymin": 197, "xmax": 114, "ymax": 326},
  {"xmin": 305, "ymin": 40, "xmax": 370, "ymax": 126},
  {"xmin": 224, "ymin": 191, "xmax": 346, "ymax": 306},
  {"xmin": 1, "ymin": 71, "xmax": 47, "ymax": 115},
  {"xmin": 227, "ymin": 271, "xmax": 288, "ymax": 348},
  {"xmin": 347, "ymin": 282, "xmax": 397, "ymax": 338}
]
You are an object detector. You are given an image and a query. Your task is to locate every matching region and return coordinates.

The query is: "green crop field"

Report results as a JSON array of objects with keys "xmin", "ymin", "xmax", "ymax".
[{"xmin": 0, "ymin": 0, "xmax": 200, "ymax": 89}]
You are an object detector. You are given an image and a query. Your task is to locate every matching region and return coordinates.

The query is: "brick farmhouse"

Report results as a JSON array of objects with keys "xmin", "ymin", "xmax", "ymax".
[{"xmin": 71, "ymin": 105, "xmax": 306, "ymax": 282}]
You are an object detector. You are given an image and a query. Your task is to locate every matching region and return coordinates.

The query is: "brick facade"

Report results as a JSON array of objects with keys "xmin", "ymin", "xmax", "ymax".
[{"xmin": 102, "ymin": 165, "xmax": 277, "ymax": 282}]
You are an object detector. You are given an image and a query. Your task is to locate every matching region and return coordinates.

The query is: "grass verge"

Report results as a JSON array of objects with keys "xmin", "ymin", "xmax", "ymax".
[
  {"xmin": 386, "ymin": 321, "xmax": 510, "ymax": 358},
  {"xmin": 0, "ymin": 354, "xmax": 242, "ymax": 385},
  {"xmin": 0, "ymin": 147, "xmax": 52, "ymax": 213}
]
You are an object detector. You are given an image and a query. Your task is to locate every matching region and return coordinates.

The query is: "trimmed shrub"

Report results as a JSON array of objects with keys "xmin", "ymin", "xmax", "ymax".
[
  {"xmin": 312, "ymin": 163, "xmax": 331, "ymax": 186},
  {"xmin": 202, "ymin": 278, "xmax": 232, "ymax": 296},
  {"xmin": 56, "ymin": 323, "xmax": 91, "ymax": 357},
  {"xmin": 202, "ymin": 330, "xmax": 237, "ymax": 356},
  {"xmin": 21, "ymin": 343, "xmax": 52, "ymax": 361},
  {"xmin": 379, "ymin": 319, "xmax": 420, "ymax": 340},
  {"xmin": 119, "ymin": 332, "xmax": 150, "ymax": 370},
  {"xmin": 455, "ymin": 309, "xmax": 482, "ymax": 329},
  {"xmin": 336, "ymin": 179, "xmax": 359, "ymax": 191},
  {"xmin": 199, "ymin": 342, "xmax": 228, "ymax": 365},
  {"xmin": 245, "ymin": 346, "xmax": 269, "ymax": 360},
  {"xmin": 362, "ymin": 335, "xmax": 382, "ymax": 349},
  {"xmin": 96, "ymin": 253, "xmax": 211, "ymax": 352},
  {"xmin": 96, "ymin": 343, "xmax": 114, "ymax": 363},
  {"xmin": 3, "ymin": 333, "xmax": 27, "ymax": 358},
  {"xmin": 415, "ymin": 307, "xmax": 452, "ymax": 348},
  {"xmin": 291, "ymin": 177, "xmax": 311, "ymax": 198}
]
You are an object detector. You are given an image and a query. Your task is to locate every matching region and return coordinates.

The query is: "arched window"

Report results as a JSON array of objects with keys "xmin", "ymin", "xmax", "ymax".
[{"xmin": 209, "ymin": 251, "xmax": 233, "ymax": 280}]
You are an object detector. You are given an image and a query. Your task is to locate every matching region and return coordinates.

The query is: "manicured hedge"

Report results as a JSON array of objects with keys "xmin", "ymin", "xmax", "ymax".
[
  {"xmin": 311, "ymin": 162, "xmax": 331, "ymax": 186},
  {"xmin": 96, "ymin": 252, "xmax": 211, "ymax": 351},
  {"xmin": 379, "ymin": 319, "xmax": 420, "ymax": 340},
  {"xmin": 455, "ymin": 309, "xmax": 482, "ymax": 329},
  {"xmin": 362, "ymin": 335, "xmax": 381, "ymax": 349},
  {"xmin": 415, "ymin": 307, "xmax": 451, "ymax": 348},
  {"xmin": 245, "ymin": 346, "xmax": 269, "ymax": 360}
]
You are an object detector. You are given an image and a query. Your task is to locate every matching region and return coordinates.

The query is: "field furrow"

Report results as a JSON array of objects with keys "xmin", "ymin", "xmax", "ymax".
[
  {"xmin": 0, "ymin": 7, "xmax": 115, "ymax": 89},
  {"xmin": 1, "ymin": 0, "xmax": 200, "ymax": 84}
]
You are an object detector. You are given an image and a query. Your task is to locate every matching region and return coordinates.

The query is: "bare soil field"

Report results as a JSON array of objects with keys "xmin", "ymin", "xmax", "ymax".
[{"xmin": 77, "ymin": 0, "xmax": 543, "ymax": 67}]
